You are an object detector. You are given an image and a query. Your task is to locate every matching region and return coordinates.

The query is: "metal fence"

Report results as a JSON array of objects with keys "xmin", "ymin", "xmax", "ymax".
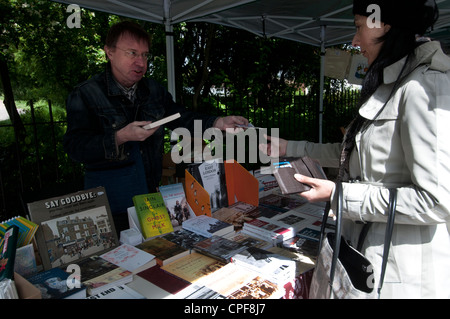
[{"xmin": 0, "ymin": 88, "xmax": 359, "ymax": 221}]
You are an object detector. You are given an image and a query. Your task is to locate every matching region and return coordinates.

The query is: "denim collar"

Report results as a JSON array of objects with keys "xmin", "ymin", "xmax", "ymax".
[{"xmin": 104, "ymin": 62, "xmax": 150, "ymax": 101}]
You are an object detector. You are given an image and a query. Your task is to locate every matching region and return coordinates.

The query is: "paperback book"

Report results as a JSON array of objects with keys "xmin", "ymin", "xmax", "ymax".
[
  {"xmin": 159, "ymin": 183, "xmax": 195, "ymax": 228},
  {"xmin": 187, "ymin": 159, "xmax": 228, "ymax": 212},
  {"xmin": 132, "ymin": 192, "xmax": 174, "ymax": 239},
  {"xmin": 182, "ymin": 214, "xmax": 234, "ymax": 238}
]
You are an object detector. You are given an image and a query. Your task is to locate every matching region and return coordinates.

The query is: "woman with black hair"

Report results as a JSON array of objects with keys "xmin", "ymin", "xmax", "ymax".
[{"xmin": 261, "ymin": 0, "xmax": 450, "ymax": 298}]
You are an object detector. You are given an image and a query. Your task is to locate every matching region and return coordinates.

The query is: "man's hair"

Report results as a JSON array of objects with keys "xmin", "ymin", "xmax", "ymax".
[{"xmin": 105, "ymin": 21, "xmax": 151, "ymax": 48}]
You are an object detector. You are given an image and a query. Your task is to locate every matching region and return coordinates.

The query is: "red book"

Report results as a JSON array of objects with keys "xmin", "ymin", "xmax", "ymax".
[{"xmin": 137, "ymin": 264, "xmax": 190, "ymax": 295}]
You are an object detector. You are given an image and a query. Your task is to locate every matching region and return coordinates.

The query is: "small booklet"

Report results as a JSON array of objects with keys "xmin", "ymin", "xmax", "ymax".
[{"xmin": 271, "ymin": 157, "xmax": 327, "ymax": 195}]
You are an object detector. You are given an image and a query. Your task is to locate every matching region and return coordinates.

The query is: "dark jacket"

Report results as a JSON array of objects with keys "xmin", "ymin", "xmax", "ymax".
[{"xmin": 63, "ymin": 64, "xmax": 217, "ymax": 213}]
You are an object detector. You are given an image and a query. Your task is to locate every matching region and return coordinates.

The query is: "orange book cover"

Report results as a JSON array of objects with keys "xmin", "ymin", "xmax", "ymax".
[{"xmin": 185, "ymin": 170, "xmax": 212, "ymax": 216}]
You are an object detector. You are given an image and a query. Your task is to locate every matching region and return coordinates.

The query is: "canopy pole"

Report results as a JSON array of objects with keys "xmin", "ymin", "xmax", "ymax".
[
  {"xmin": 319, "ymin": 25, "xmax": 326, "ymax": 144},
  {"xmin": 165, "ymin": 23, "xmax": 176, "ymax": 101},
  {"xmin": 164, "ymin": 0, "xmax": 176, "ymax": 101}
]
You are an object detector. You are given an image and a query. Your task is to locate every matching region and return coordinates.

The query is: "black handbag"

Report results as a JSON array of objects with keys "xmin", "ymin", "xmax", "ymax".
[{"xmin": 309, "ymin": 182, "xmax": 397, "ymax": 299}]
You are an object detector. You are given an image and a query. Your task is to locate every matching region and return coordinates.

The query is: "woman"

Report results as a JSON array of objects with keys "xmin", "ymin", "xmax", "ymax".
[{"xmin": 261, "ymin": 0, "xmax": 450, "ymax": 298}]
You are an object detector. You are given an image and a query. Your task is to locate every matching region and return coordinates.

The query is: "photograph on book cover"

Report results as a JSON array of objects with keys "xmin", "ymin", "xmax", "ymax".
[{"xmin": 27, "ymin": 186, "xmax": 119, "ymax": 270}]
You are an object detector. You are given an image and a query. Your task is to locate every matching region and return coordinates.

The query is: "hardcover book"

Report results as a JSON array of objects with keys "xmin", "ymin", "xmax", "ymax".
[
  {"xmin": 182, "ymin": 214, "xmax": 234, "ymax": 238},
  {"xmin": 27, "ymin": 267, "xmax": 87, "ymax": 299},
  {"xmin": 227, "ymin": 276, "xmax": 283, "ymax": 300},
  {"xmin": 160, "ymin": 252, "xmax": 226, "ymax": 284},
  {"xmin": 193, "ymin": 235, "xmax": 248, "ymax": 263},
  {"xmin": 231, "ymin": 247, "xmax": 296, "ymax": 285},
  {"xmin": 242, "ymin": 217, "xmax": 293, "ymax": 243},
  {"xmin": 86, "ymin": 284, "xmax": 145, "ymax": 299},
  {"xmin": 27, "ymin": 186, "xmax": 119, "ymax": 270},
  {"xmin": 162, "ymin": 229, "xmax": 207, "ymax": 250},
  {"xmin": 132, "ymin": 192, "xmax": 174, "ymax": 239},
  {"xmin": 137, "ymin": 264, "xmax": 191, "ymax": 295},
  {"xmin": 136, "ymin": 236, "xmax": 189, "ymax": 266},
  {"xmin": 271, "ymin": 156, "xmax": 327, "ymax": 194},
  {"xmin": 76, "ymin": 255, "xmax": 133, "ymax": 296}
]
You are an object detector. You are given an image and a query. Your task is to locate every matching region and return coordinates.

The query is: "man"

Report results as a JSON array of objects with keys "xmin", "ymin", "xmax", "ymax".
[{"xmin": 63, "ymin": 21, "xmax": 248, "ymax": 233}]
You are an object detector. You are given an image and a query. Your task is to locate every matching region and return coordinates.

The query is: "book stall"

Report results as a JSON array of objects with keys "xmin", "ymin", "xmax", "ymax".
[{"xmin": 0, "ymin": 158, "xmax": 335, "ymax": 300}]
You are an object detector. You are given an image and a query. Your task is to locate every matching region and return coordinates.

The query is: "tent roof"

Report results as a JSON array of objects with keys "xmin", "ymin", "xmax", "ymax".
[{"xmin": 56, "ymin": 0, "xmax": 450, "ymax": 49}]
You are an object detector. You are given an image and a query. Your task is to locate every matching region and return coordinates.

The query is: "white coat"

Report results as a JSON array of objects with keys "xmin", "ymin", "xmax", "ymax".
[{"xmin": 286, "ymin": 41, "xmax": 450, "ymax": 298}]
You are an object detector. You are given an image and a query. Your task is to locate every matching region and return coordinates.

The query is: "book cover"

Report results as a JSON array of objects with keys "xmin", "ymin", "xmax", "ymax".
[
  {"xmin": 86, "ymin": 284, "xmax": 145, "ymax": 299},
  {"xmin": 211, "ymin": 207, "xmax": 248, "ymax": 231},
  {"xmin": 182, "ymin": 214, "xmax": 234, "ymax": 238},
  {"xmin": 0, "ymin": 225, "xmax": 19, "ymax": 282},
  {"xmin": 271, "ymin": 156, "xmax": 327, "ymax": 195},
  {"xmin": 159, "ymin": 183, "xmax": 195, "ymax": 228},
  {"xmin": 0, "ymin": 216, "xmax": 38, "ymax": 248},
  {"xmin": 170, "ymin": 284, "xmax": 225, "ymax": 299},
  {"xmin": 132, "ymin": 192, "xmax": 174, "ymax": 239},
  {"xmin": 259, "ymin": 193, "xmax": 308, "ymax": 211},
  {"xmin": 227, "ymin": 276, "xmax": 283, "ymax": 300},
  {"xmin": 252, "ymin": 168, "xmax": 279, "ymax": 198},
  {"xmin": 162, "ymin": 229, "xmax": 207, "ymax": 250},
  {"xmin": 136, "ymin": 237, "xmax": 189, "ymax": 266},
  {"xmin": 137, "ymin": 264, "xmax": 191, "ymax": 295},
  {"xmin": 231, "ymin": 247, "xmax": 296, "ymax": 285},
  {"xmin": 187, "ymin": 160, "xmax": 228, "ymax": 213},
  {"xmin": 27, "ymin": 267, "xmax": 86, "ymax": 299},
  {"xmin": 14, "ymin": 243, "xmax": 38, "ymax": 278},
  {"xmin": 160, "ymin": 252, "xmax": 226, "ymax": 284},
  {"xmin": 193, "ymin": 235, "xmax": 248, "ymax": 263},
  {"xmin": 76, "ymin": 255, "xmax": 133, "ymax": 295},
  {"xmin": 296, "ymin": 226, "xmax": 321, "ymax": 242},
  {"xmin": 243, "ymin": 218, "xmax": 293, "ymax": 241},
  {"xmin": 27, "ymin": 186, "xmax": 119, "ymax": 270},
  {"xmin": 100, "ymin": 243, "xmax": 155, "ymax": 273},
  {"xmin": 268, "ymin": 210, "xmax": 319, "ymax": 234}
]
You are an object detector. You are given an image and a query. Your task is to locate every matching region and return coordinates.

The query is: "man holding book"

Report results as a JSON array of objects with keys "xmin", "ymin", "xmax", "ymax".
[{"xmin": 63, "ymin": 21, "xmax": 248, "ymax": 233}]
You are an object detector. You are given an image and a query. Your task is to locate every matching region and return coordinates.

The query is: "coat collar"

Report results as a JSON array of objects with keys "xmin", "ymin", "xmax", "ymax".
[
  {"xmin": 384, "ymin": 41, "xmax": 450, "ymax": 84},
  {"xmin": 359, "ymin": 41, "xmax": 449, "ymax": 120}
]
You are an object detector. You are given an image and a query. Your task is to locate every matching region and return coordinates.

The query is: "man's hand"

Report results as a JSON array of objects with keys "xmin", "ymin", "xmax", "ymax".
[
  {"xmin": 214, "ymin": 116, "xmax": 249, "ymax": 133},
  {"xmin": 258, "ymin": 134, "xmax": 288, "ymax": 157},
  {"xmin": 115, "ymin": 121, "xmax": 158, "ymax": 146}
]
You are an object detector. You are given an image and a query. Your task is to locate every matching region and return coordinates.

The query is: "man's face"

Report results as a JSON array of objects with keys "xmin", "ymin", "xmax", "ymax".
[{"xmin": 104, "ymin": 32, "xmax": 149, "ymax": 88}]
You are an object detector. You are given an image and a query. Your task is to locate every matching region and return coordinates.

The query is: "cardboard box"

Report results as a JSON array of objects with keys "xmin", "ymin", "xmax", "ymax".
[{"xmin": 14, "ymin": 272, "xmax": 41, "ymax": 299}]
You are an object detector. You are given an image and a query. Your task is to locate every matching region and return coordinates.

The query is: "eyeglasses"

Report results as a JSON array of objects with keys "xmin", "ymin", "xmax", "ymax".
[{"xmin": 115, "ymin": 47, "xmax": 151, "ymax": 60}]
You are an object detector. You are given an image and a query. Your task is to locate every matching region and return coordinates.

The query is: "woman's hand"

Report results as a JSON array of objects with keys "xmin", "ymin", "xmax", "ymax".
[{"xmin": 294, "ymin": 174, "xmax": 335, "ymax": 202}]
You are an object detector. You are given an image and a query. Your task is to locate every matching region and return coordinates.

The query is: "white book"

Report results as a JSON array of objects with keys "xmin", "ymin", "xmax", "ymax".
[
  {"xmin": 86, "ymin": 285, "xmax": 145, "ymax": 299},
  {"xmin": 142, "ymin": 113, "xmax": 180, "ymax": 129}
]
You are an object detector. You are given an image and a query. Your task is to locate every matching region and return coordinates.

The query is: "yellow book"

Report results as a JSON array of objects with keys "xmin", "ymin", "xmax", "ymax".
[{"xmin": 132, "ymin": 192, "xmax": 174, "ymax": 239}]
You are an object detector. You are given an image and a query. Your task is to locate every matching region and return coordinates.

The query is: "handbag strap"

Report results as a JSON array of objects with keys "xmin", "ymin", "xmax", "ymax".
[
  {"xmin": 319, "ymin": 182, "xmax": 398, "ymax": 298},
  {"xmin": 377, "ymin": 188, "xmax": 397, "ymax": 297}
]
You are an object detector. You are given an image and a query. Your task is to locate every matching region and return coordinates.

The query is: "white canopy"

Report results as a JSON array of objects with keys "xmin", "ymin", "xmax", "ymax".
[{"xmin": 55, "ymin": 0, "xmax": 450, "ymax": 141}]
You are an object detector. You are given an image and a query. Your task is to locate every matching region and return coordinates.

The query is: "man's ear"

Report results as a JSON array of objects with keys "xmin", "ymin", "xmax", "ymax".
[{"xmin": 104, "ymin": 45, "xmax": 112, "ymax": 61}]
